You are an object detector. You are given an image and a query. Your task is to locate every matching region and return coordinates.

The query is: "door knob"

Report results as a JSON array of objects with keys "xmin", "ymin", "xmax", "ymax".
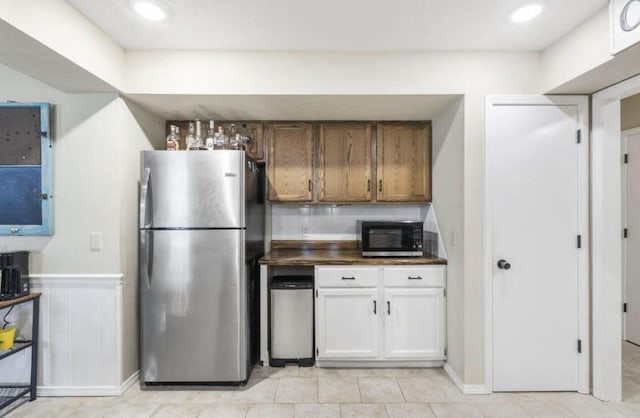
[{"xmin": 497, "ymin": 259, "xmax": 511, "ymax": 270}]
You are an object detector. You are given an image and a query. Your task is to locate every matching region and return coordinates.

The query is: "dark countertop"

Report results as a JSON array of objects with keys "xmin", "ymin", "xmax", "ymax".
[{"xmin": 259, "ymin": 241, "xmax": 447, "ymax": 266}]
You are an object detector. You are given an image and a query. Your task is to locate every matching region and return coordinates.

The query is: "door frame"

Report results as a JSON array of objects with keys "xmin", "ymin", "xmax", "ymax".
[
  {"xmin": 622, "ymin": 127, "xmax": 640, "ymax": 342},
  {"xmin": 592, "ymin": 74, "xmax": 640, "ymax": 401},
  {"xmin": 483, "ymin": 95, "xmax": 590, "ymax": 394}
]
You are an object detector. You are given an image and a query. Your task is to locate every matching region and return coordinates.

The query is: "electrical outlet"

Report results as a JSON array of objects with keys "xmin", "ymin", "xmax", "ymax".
[
  {"xmin": 301, "ymin": 219, "xmax": 310, "ymax": 238},
  {"xmin": 450, "ymin": 231, "xmax": 457, "ymax": 248}
]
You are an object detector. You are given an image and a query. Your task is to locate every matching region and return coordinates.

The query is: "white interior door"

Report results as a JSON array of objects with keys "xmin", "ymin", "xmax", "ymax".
[
  {"xmin": 487, "ymin": 99, "xmax": 587, "ymax": 391},
  {"xmin": 625, "ymin": 129, "xmax": 640, "ymax": 345}
]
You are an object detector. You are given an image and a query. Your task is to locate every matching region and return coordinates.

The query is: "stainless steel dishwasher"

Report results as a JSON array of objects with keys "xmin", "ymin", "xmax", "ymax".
[{"xmin": 270, "ymin": 276, "xmax": 314, "ymax": 367}]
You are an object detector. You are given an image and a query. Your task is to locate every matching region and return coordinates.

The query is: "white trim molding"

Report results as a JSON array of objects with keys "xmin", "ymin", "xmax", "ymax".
[
  {"xmin": 444, "ymin": 363, "xmax": 489, "ymax": 395},
  {"xmin": 37, "ymin": 371, "xmax": 139, "ymax": 397},
  {"xmin": 30, "ymin": 273, "xmax": 124, "ymax": 287},
  {"xmin": 30, "ymin": 273, "xmax": 126, "ymax": 396},
  {"xmin": 591, "ymin": 74, "xmax": 640, "ymax": 401}
]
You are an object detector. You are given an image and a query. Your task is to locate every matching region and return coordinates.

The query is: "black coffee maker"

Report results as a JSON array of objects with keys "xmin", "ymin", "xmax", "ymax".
[{"xmin": 0, "ymin": 252, "xmax": 30, "ymax": 301}]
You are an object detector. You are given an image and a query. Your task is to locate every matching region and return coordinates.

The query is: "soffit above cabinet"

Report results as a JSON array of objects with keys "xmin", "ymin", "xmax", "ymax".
[{"xmin": 125, "ymin": 94, "xmax": 461, "ymax": 121}]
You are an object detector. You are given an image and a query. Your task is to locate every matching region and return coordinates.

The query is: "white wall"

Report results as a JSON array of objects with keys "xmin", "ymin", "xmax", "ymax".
[
  {"xmin": 541, "ymin": 6, "xmax": 640, "ymax": 94},
  {"xmin": 0, "ymin": 0, "xmax": 125, "ymax": 90},
  {"xmin": 540, "ymin": 7, "xmax": 611, "ymax": 94},
  {"xmin": 432, "ymin": 98, "xmax": 465, "ymax": 381},
  {"xmin": 116, "ymin": 98, "xmax": 165, "ymax": 382},
  {"xmin": 622, "ymin": 93, "xmax": 640, "ymax": 130},
  {"xmin": 0, "ymin": 62, "xmax": 164, "ymax": 389}
]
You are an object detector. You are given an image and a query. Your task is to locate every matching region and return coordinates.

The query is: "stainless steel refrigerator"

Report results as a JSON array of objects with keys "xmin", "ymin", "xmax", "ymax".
[{"xmin": 139, "ymin": 150, "xmax": 264, "ymax": 386}]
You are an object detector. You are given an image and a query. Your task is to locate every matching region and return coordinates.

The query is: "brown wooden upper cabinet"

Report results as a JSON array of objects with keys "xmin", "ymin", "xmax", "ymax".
[
  {"xmin": 318, "ymin": 122, "xmax": 373, "ymax": 202},
  {"xmin": 267, "ymin": 122, "xmax": 314, "ymax": 202},
  {"xmin": 376, "ymin": 122, "xmax": 431, "ymax": 202}
]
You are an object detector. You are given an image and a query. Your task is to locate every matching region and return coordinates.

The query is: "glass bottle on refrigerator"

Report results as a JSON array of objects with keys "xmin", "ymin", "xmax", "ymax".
[
  {"xmin": 166, "ymin": 125, "xmax": 179, "ymax": 151},
  {"xmin": 186, "ymin": 121, "xmax": 198, "ymax": 150},
  {"xmin": 205, "ymin": 120, "xmax": 215, "ymax": 151}
]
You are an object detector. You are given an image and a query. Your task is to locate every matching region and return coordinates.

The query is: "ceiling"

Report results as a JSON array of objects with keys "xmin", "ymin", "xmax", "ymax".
[{"xmin": 66, "ymin": 0, "xmax": 607, "ymax": 52}]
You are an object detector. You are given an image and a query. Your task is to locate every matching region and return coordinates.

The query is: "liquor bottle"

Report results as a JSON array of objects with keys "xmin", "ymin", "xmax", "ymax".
[
  {"xmin": 239, "ymin": 123, "xmax": 251, "ymax": 149},
  {"xmin": 231, "ymin": 133, "xmax": 244, "ymax": 150},
  {"xmin": 174, "ymin": 126, "xmax": 181, "ymax": 150},
  {"xmin": 205, "ymin": 120, "xmax": 215, "ymax": 151},
  {"xmin": 195, "ymin": 119, "xmax": 204, "ymax": 149},
  {"xmin": 186, "ymin": 121, "xmax": 198, "ymax": 150},
  {"xmin": 214, "ymin": 126, "xmax": 228, "ymax": 150},
  {"xmin": 166, "ymin": 125, "xmax": 178, "ymax": 151},
  {"xmin": 228, "ymin": 124, "xmax": 239, "ymax": 149}
]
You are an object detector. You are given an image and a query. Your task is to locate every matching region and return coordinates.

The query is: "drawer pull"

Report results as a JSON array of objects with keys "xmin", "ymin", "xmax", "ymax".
[
  {"xmin": 387, "ymin": 301, "xmax": 391, "ymax": 315},
  {"xmin": 373, "ymin": 300, "xmax": 377, "ymax": 314},
  {"xmin": 341, "ymin": 276, "xmax": 356, "ymax": 280},
  {"xmin": 408, "ymin": 276, "xmax": 423, "ymax": 280}
]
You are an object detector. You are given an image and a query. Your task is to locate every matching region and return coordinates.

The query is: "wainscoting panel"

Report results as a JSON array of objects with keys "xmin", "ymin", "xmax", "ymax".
[{"xmin": 30, "ymin": 274, "xmax": 132, "ymax": 396}]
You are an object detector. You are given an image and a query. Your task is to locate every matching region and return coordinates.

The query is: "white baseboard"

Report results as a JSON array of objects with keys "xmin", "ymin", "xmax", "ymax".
[
  {"xmin": 316, "ymin": 360, "xmax": 445, "ymax": 368},
  {"xmin": 38, "ymin": 371, "xmax": 139, "ymax": 397},
  {"xmin": 121, "ymin": 370, "xmax": 140, "ymax": 394},
  {"xmin": 444, "ymin": 363, "xmax": 490, "ymax": 395}
]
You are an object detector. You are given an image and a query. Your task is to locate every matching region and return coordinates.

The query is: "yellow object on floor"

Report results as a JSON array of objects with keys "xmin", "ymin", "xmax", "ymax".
[{"xmin": 0, "ymin": 327, "xmax": 16, "ymax": 349}]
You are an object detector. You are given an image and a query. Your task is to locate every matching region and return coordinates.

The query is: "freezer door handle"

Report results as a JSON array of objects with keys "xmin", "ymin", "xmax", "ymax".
[
  {"xmin": 140, "ymin": 230, "xmax": 154, "ymax": 288},
  {"xmin": 140, "ymin": 167, "xmax": 152, "ymax": 228}
]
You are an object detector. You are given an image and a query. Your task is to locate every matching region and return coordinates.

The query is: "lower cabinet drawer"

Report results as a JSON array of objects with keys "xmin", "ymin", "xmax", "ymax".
[
  {"xmin": 315, "ymin": 266, "xmax": 378, "ymax": 287},
  {"xmin": 383, "ymin": 266, "xmax": 445, "ymax": 287}
]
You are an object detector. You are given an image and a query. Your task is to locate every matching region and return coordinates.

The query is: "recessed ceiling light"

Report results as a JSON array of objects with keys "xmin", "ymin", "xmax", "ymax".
[
  {"xmin": 510, "ymin": 4, "xmax": 543, "ymax": 23},
  {"xmin": 133, "ymin": 1, "xmax": 166, "ymax": 21}
]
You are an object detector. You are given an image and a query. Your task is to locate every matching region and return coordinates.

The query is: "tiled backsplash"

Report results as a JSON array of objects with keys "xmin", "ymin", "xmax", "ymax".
[
  {"xmin": 272, "ymin": 204, "xmax": 423, "ymax": 240},
  {"xmin": 271, "ymin": 203, "xmax": 446, "ymax": 258}
]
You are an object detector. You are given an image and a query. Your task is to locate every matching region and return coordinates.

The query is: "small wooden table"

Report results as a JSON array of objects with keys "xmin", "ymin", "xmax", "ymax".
[{"xmin": 0, "ymin": 292, "xmax": 41, "ymax": 413}]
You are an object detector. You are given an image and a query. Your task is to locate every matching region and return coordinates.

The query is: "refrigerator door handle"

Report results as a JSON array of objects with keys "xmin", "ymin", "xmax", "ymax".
[
  {"xmin": 141, "ymin": 230, "xmax": 154, "ymax": 289},
  {"xmin": 140, "ymin": 167, "xmax": 152, "ymax": 228}
]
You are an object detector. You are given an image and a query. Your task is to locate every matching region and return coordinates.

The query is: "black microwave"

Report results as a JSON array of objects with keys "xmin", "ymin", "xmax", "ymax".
[{"xmin": 358, "ymin": 221, "xmax": 424, "ymax": 257}]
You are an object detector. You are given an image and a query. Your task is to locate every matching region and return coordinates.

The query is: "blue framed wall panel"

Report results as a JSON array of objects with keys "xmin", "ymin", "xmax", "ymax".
[{"xmin": 0, "ymin": 102, "xmax": 53, "ymax": 235}]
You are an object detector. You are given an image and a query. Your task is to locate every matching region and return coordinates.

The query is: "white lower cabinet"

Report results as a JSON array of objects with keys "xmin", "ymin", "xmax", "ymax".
[
  {"xmin": 316, "ymin": 288, "xmax": 379, "ymax": 359},
  {"xmin": 383, "ymin": 288, "xmax": 445, "ymax": 359},
  {"xmin": 315, "ymin": 265, "xmax": 446, "ymax": 364}
]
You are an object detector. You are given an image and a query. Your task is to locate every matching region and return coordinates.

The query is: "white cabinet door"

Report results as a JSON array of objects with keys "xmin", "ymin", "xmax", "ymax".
[
  {"xmin": 316, "ymin": 288, "xmax": 379, "ymax": 359},
  {"xmin": 383, "ymin": 288, "xmax": 445, "ymax": 359}
]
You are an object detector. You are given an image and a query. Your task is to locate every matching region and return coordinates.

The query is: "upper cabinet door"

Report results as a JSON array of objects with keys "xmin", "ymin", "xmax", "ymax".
[
  {"xmin": 318, "ymin": 122, "xmax": 372, "ymax": 202},
  {"xmin": 267, "ymin": 122, "xmax": 314, "ymax": 202},
  {"xmin": 376, "ymin": 122, "xmax": 431, "ymax": 202},
  {"xmin": 243, "ymin": 122, "xmax": 265, "ymax": 162}
]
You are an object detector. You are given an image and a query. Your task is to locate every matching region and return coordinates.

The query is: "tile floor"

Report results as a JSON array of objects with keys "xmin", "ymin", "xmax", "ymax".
[{"xmin": 5, "ymin": 357, "xmax": 640, "ymax": 418}]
